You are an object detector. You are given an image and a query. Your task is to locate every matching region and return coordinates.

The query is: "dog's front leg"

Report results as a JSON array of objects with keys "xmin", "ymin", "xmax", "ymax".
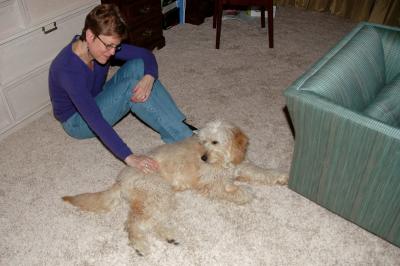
[{"xmin": 235, "ymin": 162, "xmax": 288, "ymax": 186}]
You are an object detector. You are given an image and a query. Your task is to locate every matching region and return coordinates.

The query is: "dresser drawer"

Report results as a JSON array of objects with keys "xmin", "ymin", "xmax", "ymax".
[
  {"xmin": 0, "ymin": 5, "xmax": 90, "ymax": 85},
  {"xmin": 0, "ymin": 0, "xmax": 24, "ymax": 40},
  {"xmin": 128, "ymin": 16, "xmax": 163, "ymax": 46},
  {"xmin": 123, "ymin": 0, "xmax": 162, "ymax": 25},
  {"xmin": 4, "ymin": 64, "xmax": 50, "ymax": 122},
  {"xmin": 24, "ymin": 0, "xmax": 98, "ymax": 26},
  {"xmin": 0, "ymin": 92, "xmax": 12, "ymax": 132}
]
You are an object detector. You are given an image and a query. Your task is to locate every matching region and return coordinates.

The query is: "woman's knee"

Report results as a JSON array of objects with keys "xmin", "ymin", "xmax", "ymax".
[{"xmin": 118, "ymin": 59, "xmax": 144, "ymax": 80}]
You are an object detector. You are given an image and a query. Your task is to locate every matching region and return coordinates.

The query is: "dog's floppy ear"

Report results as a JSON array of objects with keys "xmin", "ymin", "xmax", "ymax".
[{"xmin": 230, "ymin": 128, "xmax": 249, "ymax": 165}]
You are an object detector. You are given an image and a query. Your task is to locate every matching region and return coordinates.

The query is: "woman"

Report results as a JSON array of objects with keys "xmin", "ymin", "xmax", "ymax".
[{"xmin": 49, "ymin": 4, "xmax": 195, "ymax": 173}]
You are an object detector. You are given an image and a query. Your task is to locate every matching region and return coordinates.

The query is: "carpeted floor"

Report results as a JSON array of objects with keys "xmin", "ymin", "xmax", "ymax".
[{"xmin": 1, "ymin": 6, "xmax": 399, "ymax": 266}]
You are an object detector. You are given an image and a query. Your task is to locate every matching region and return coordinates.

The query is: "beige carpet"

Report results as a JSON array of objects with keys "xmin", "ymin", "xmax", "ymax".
[{"xmin": 1, "ymin": 6, "xmax": 399, "ymax": 266}]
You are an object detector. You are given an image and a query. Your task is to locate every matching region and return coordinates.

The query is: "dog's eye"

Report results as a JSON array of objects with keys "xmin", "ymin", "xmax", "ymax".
[{"xmin": 211, "ymin": 141, "xmax": 219, "ymax": 145}]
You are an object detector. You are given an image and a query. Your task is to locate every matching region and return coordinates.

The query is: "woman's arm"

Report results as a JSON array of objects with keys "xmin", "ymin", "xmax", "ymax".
[{"xmin": 59, "ymin": 70, "xmax": 132, "ymax": 161}]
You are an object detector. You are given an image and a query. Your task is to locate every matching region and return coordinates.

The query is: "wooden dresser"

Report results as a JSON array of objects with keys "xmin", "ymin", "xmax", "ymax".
[{"xmin": 101, "ymin": 0, "xmax": 165, "ymax": 50}]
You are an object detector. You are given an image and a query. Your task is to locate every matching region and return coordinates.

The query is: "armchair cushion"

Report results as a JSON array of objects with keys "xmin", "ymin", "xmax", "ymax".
[
  {"xmin": 363, "ymin": 74, "xmax": 400, "ymax": 127},
  {"xmin": 379, "ymin": 28, "xmax": 400, "ymax": 83}
]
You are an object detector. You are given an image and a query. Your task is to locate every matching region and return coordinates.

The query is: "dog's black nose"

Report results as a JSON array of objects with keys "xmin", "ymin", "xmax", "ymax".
[{"xmin": 201, "ymin": 154, "xmax": 208, "ymax": 162}]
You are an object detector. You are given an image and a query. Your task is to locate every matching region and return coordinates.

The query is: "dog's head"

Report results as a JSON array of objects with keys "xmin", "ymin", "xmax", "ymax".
[{"xmin": 198, "ymin": 120, "xmax": 249, "ymax": 166}]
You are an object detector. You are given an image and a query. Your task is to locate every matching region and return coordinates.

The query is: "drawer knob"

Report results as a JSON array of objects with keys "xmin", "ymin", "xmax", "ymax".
[
  {"xmin": 42, "ymin": 22, "xmax": 58, "ymax": 34},
  {"xmin": 139, "ymin": 6, "xmax": 151, "ymax": 14},
  {"xmin": 142, "ymin": 29, "xmax": 153, "ymax": 38}
]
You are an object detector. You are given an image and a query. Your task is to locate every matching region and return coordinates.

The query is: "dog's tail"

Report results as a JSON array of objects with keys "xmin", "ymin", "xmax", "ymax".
[{"xmin": 62, "ymin": 182, "xmax": 122, "ymax": 212}]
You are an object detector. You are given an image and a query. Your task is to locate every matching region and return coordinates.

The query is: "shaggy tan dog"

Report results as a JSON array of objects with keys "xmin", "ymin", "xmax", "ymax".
[{"xmin": 62, "ymin": 120, "xmax": 287, "ymax": 256}]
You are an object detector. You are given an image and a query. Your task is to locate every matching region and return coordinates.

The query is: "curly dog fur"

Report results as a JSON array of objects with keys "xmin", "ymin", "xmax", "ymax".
[{"xmin": 62, "ymin": 120, "xmax": 288, "ymax": 256}]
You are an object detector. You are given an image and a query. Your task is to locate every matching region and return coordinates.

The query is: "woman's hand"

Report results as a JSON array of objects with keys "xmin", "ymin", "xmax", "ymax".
[
  {"xmin": 131, "ymin": 74, "xmax": 155, "ymax": 103},
  {"xmin": 124, "ymin": 154, "xmax": 160, "ymax": 174}
]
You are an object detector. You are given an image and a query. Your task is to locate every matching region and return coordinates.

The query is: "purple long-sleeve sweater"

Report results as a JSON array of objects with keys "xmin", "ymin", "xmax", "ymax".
[{"xmin": 48, "ymin": 36, "xmax": 158, "ymax": 160}]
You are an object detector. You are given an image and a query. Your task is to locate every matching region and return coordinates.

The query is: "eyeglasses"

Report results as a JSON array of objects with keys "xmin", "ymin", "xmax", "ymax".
[{"xmin": 96, "ymin": 35, "xmax": 121, "ymax": 51}]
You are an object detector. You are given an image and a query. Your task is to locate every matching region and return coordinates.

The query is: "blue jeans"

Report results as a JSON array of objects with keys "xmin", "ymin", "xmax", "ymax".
[{"xmin": 62, "ymin": 59, "xmax": 192, "ymax": 143}]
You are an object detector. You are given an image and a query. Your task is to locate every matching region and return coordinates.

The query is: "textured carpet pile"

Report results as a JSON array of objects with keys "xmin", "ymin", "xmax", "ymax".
[{"xmin": 1, "ymin": 6, "xmax": 399, "ymax": 265}]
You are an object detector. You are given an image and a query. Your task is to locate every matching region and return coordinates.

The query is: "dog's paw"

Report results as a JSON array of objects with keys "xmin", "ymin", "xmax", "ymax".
[
  {"xmin": 274, "ymin": 173, "xmax": 289, "ymax": 186},
  {"xmin": 129, "ymin": 240, "xmax": 150, "ymax": 257},
  {"xmin": 171, "ymin": 180, "xmax": 191, "ymax": 191},
  {"xmin": 228, "ymin": 186, "xmax": 254, "ymax": 205},
  {"xmin": 196, "ymin": 183, "xmax": 211, "ymax": 195},
  {"xmin": 166, "ymin": 238, "xmax": 180, "ymax": 245},
  {"xmin": 224, "ymin": 183, "xmax": 239, "ymax": 193},
  {"xmin": 135, "ymin": 249, "xmax": 145, "ymax": 257}
]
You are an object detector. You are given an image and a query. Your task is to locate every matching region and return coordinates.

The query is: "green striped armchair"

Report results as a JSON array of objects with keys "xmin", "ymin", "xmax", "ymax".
[{"xmin": 284, "ymin": 22, "xmax": 400, "ymax": 247}]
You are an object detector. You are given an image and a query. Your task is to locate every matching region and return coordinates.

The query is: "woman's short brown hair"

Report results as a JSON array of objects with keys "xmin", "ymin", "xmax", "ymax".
[{"xmin": 80, "ymin": 4, "xmax": 128, "ymax": 41}]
